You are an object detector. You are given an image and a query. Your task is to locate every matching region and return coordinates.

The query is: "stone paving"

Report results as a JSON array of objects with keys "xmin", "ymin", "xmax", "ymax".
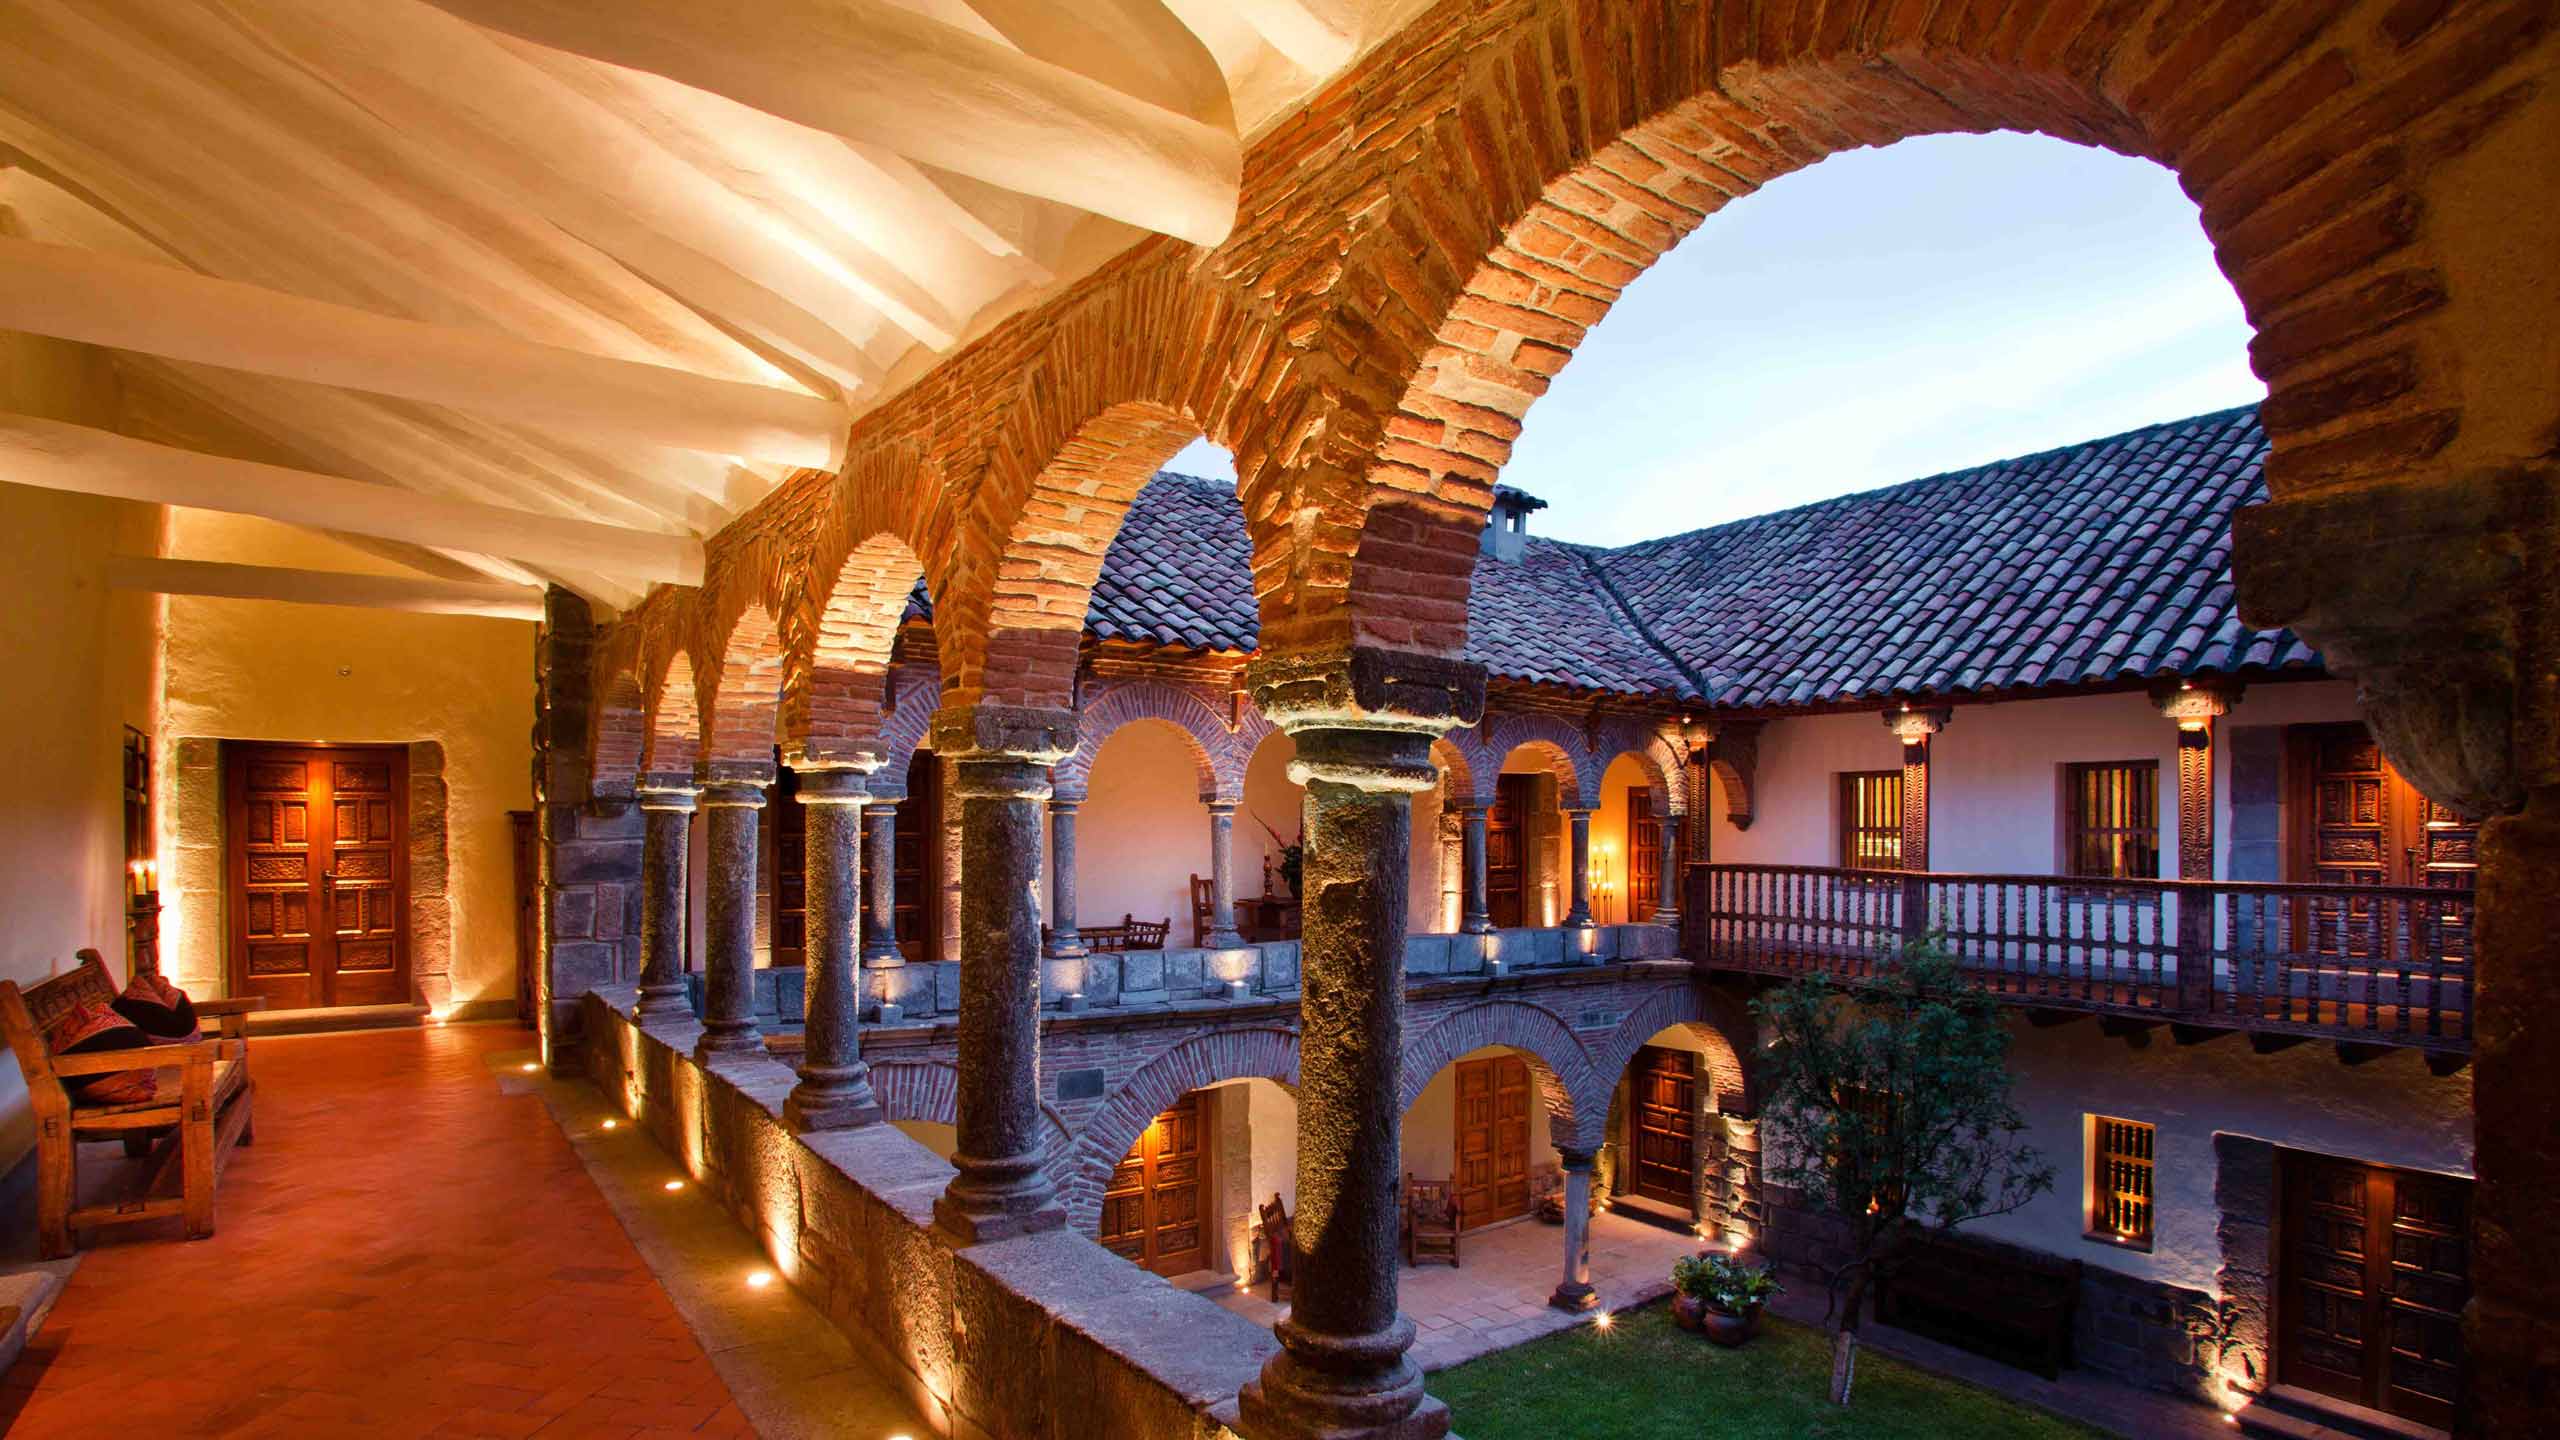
[
  {"xmin": 1217, "ymin": 1208, "xmax": 1699, "ymax": 1372},
  {"xmin": 0, "ymin": 1024, "xmax": 758, "ymax": 1439}
]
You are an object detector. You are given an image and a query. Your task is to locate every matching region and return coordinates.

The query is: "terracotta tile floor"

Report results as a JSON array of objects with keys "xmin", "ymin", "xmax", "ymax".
[{"xmin": 1, "ymin": 1024, "xmax": 753, "ymax": 1439}]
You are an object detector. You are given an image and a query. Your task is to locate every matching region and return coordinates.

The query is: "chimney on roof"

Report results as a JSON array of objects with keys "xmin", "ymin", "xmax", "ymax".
[{"xmin": 1482, "ymin": 485, "xmax": 1547, "ymax": 562}]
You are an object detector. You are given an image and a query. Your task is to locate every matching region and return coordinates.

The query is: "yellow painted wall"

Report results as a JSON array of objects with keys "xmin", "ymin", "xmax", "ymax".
[
  {"xmin": 0, "ymin": 332, "xmax": 162, "ymax": 1171},
  {"xmin": 158, "ymin": 511, "xmax": 534, "ymax": 1013}
]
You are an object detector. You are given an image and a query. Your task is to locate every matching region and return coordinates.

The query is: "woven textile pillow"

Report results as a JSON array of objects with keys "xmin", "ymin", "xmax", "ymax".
[
  {"xmin": 48, "ymin": 1002, "xmax": 157, "ymax": 1105},
  {"xmin": 112, "ymin": 971, "xmax": 200, "ymax": 1045}
]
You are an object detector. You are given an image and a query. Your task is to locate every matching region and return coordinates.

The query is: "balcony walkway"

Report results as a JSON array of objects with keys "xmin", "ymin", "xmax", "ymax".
[{"xmin": 0, "ymin": 1023, "xmax": 919, "ymax": 1440}]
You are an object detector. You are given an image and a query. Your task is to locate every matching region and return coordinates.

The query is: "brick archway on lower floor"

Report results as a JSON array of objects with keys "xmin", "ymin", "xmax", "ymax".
[
  {"xmin": 1398, "ymin": 999, "xmax": 1606, "ymax": 1151},
  {"xmin": 871, "ymin": 1058, "xmax": 1075, "ymax": 1170},
  {"xmin": 1054, "ymin": 1024, "xmax": 1302, "ymax": 1230}
]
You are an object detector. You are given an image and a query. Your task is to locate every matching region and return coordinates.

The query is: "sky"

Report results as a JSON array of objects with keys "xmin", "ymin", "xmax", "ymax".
[{"xmin": 1166, "ymin": 130, "xmax": 2265, "ymax": 547}]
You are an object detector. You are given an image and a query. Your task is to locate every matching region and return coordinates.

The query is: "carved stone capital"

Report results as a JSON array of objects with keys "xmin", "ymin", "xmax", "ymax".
[
  {"xmin": 1883, "ymin": 705, "xmax": 1953, "ymax": 745},
  {"xmin": 1246, "ymin": 646, "xmax": 1487, "ymax": 737},
  {"xmin": 1287, "ymin": 727, "xmax": 1441, "ymax": 795},
  {"xmin": 696, "ymin": 779, "xmax": 768, "ymax": 810},
  {"xmin": 633, "ymin": 780, "xmax": 699, "ymax": 813},
  {"xmin": 792, "ymin": 768, "xmax": 871, "ymax": 805},
  {"xmin": 782, "ymin": 740, "xmax": 887, "ymax": 774},
  {"xmin": 695, "ymin": 756, "xmax": 778, "ymax": 787},
  {"xmin": 928, "ymin": 703, "xmax": 1079, "ymax": 765},
  {"xmin": 2235, "ymin": 463, "xmax": 2555, "ymax": 817},
  {"xmin": 2151, "ymin": 678, "xmax": 2244, "ymax": 729}
]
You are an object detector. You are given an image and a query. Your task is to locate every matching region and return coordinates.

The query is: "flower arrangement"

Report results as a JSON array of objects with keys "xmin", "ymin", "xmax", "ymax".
[{"xmin": 1673, "ymin": 1251, "xmax": 1782, "ymax": 1325}]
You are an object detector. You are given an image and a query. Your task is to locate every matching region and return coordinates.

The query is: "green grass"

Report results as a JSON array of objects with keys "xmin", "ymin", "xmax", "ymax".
[{"xmin": 1426, "ymin": 1303, "xmax": 2100, "ymax": 1440}]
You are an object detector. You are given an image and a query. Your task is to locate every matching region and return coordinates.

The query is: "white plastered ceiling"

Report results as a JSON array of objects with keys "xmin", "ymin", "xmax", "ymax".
[{"xmin": 0, "ymin": 0, "xmax": 1429, "ymax": 611}]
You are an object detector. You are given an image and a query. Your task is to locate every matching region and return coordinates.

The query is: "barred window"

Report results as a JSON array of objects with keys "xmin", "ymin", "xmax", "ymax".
[
  {"xmin": 2065, "ymin": 761, "xmax": 2159, "ymax": 879},
  {"xmin": 2089, "ymin": 1115, "xmax": 2155, "ymax": 1250},
  {"xmin": 1839, "ymin": 771, "xmax": 1903, "ymax": 871}
]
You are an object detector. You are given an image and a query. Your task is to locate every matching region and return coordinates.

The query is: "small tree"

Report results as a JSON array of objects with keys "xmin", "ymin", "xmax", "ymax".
[{"xmin": 1752, "ymin": 937, "xmax": 2053, "ymax": 1405}]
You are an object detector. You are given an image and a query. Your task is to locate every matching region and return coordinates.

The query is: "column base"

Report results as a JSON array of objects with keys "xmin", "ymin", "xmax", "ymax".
[
  {"xmin": 1236, "ymin": 1346, "xmax": 1450, "ymax": 1440},
  {"xmin": 933, "ymin": 1155, "xmax": 1067, "ymax": 1246},
  {"xmin": 692, "ymin": 1023, "xmax": 765, "ymax": 1064},
  {"xmin": 1550, "ymin": 1282, "xmax": 1598, "ymax": 1312},
  {"xmin": 1648, "ymin": 909, "xmax": 1679, "ymax": 927},
  {"xmin": 1205, "ymin": 927, "xmax": 1247, "ymax": 950},
  {"xmin": 632, "ymin": 982, "xmax": 692, "ymax": 1021},
  {"xmin": 861, "ymin": 943, "xmax": 905, "ymax": 968},
  {"xmin": 784, "ymin": 1066, "xmax": 884, "ymax": 1134},
  {"xmin": 1459, "ymin": 918, "xmax": 1494, "ymax": 936},
  {"xmin": 1044, "ymin": 935, "xmax": 1090, "ymax": 960},
  {"xmin": 932, "ymin": 1190, "xmax": 1067, "ymax": 1247}
]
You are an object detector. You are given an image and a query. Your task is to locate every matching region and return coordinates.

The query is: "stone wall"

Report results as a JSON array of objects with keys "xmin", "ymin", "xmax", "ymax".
[
  {"xmin": 581, "ymin": 991, "xmax": 1272, "ymax": 1440},
  {"xmin": 535, "ymin": 591, "xmax": 643, "ymax": 1067}
]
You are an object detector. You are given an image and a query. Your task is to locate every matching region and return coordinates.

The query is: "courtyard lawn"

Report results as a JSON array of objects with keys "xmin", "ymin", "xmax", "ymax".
[{"xmin": 1427, "ymin": 1303, "xmax": 2099, "ymax": 1440}]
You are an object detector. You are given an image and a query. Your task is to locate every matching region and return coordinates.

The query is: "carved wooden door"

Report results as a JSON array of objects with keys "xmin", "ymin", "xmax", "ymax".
[
  {"xmin": 1098, "ymin": 1093, "xmax": 1210, "ymax": 1276},
  {"xmin": 2278, "ymin": 1151, "xmax": 2469, "ymax": 1428},
  {"xmin": 1629, "ymin": 1045, "xmax": 1697, "ymax": 1211},
  {"xmin": 891, "ymin": 750, "xmax": 938, "ymax": 961},
  {"xmin": 1454, "ymin": 1054, "xmax": 1530, "ymax": 1229},
  {"xmin": 227, "ymin": 743, "xmax": 410, "ymax": 1010},
  {"xmin": 1627, "ymin": 787, "xmax": 1664, "ymax": 920},
  {"xmin": 2289, "ymin": 724, "xmax": 2477, "ymax": 962},
  {"xmin": 1486, "ymin": 773, "xmax": 1533, "ymax": 928},
  {"xmin": 768, "ymin": 764, "xmax": 806, "ymax": 969}
]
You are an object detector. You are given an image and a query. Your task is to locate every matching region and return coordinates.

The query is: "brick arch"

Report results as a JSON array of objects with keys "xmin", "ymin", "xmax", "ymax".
[
  {"xmin": 1430, "ymin": 734, "xmax": 1482, "ymax": 807},
  {"xmin": 588, "ymin": 624, "xmax": 647, "ymax": 802},
  {"xmin": 1332, "ymin": 0, "xmax": 2534, "ymax": 660},
  {"xmin": 1590, "ymin": 720, "xmax": 1679, "ymax": 817},
  {"xmin": 1589, "ymin": 985, "xmax": 1760, "ymax": 1123},
  {"xmin": 871, "ymin": 667, "xmax": 941, "ymax": 800},
  {"xmin": 871, "ymin": 1058, "xmax": 1075, "ymax": 1167},
  {"xmin": 1398, "ymin": 1001, "xmax": 1603, "ymax": 1152},
  {"xmin": 638, "ymin": 647, "xmax": 701, "ymax": 783},
  {"xmin": 783, "ymin": 530, "xmax": 926, "ymax": 766},
  {"xmin": 1487, "ymin": 712, "xmax": 1593, "ymax": 807},
  {"xmin": 1056, "ymin": 680, "xmax": 1235, "ymax": 803},
  {"xmin": 698, "ymin": 601, "xmax": 786, "ymax": 774},
  {"xmin": 1057, "ymin": 1025, "xmax": 1301, "ymax": 1230}
]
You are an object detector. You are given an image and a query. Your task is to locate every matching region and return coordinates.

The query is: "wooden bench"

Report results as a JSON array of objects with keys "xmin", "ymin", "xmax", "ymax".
[
  {"xmin": 1083, "ymin": 915, "xmax": 1172, "ymax": 953},
  {"xmin": 0, "ymin": 950, "xmax": 259, "ymax": 1258},
  {"xmin": 1874, "ymin": 1228, "xmax": 2081, "ymax": 1378}
]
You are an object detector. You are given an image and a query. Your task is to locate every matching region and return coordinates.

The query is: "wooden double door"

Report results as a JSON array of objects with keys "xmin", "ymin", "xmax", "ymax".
[
  {"xmin": 1454, "ymin": 1054, "xmax": 1532, "ymax": 1229},
  {"xmin": 2278, "ymin": 1151, "xmax": 2470, "ymax": 1428},
  {"xmin": 2288, "ymin": 723, "xmax": 2477, "ymax": 960},
  {"xmin": 1627, "ymin": 1045, "xmax": 1697, "ymax": 1210},
  {"xmin": 226, "ymin": 743, "xmax": 410, "ymax": 1011},
  {"xmin": 1100, "ymin": 1092, "xmax": 1210, "ymax": 1276}
]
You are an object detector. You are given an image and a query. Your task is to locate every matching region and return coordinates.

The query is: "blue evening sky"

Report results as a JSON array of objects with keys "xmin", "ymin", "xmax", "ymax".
[{"xmin": 1166, "ymin": 130, "xmax": 2264, "ymax": 547}]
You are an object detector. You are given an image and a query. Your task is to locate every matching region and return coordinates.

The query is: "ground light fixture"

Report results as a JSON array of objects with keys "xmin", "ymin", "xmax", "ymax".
[
  {"xmin": 600, "ymin": 1119, "xmax": 618, "ymax": 1130},
  {"xmin": 664, "ymin": 1179, "xmax": 685, "ymax": 1192},
  {"xmin": 521, "ymin": 1062, "xmax": 538, "ymax": 1072},
  {"xmin": 747, "ymin": 1271, "xmax": 773, "ymax": 1289},
  {"xmin": 1591, "ymin": 1311, "xmax": 1614, "ymax": 1331}
]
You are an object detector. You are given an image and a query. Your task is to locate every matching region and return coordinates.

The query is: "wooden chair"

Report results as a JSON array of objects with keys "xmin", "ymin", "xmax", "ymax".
[
  {"xmin": 1257, "ymin": 1193, "xmax": 1295, "ymax": 1303},
  {"xmin": 1405, "ymin": 1174, "xmax": 1462, "ymax": 1268},
  {"xmin": 1189, "ymin": 875, "xmax": 1216, "ymax": 949},
  {"xmin": 1122, "ymin": 915, "xmax": 1171, "ymax": 951},
  {"xmin": 0, "ymin": 950, "xmax": 258, "ymax": 1258}
]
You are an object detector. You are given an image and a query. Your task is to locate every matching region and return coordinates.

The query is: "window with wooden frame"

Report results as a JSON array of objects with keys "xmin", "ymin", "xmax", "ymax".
[
  {"xmin": 1839, "ymin": 771, "xmax": 1903, "ymax": 871},
  {"xmin": 2087, "ymin": 1114, "xmax": 2155, "ymax": 1250},
  {"xmin": 2064, "ymin": 761, "xmax": 2160, "ymax": 880}
]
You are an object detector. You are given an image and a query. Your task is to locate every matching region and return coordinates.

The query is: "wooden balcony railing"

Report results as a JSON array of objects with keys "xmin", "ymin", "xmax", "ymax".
[{"xmin": 1700, "ymin": 863, "xmax": 2473, "ymax": 1060}]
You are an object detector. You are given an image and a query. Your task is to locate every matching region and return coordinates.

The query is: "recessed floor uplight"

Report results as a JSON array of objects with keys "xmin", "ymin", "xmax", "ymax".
[
  {"xmin": 600, "ymin": 1119, "xmax": 618, "ymax": 1130},
  {"xmin": 520, "ymin": 1062, "xmax": 538, "ymax": 1073},
  {"xmin": 1592, "ymin": 1311, "xmax": 1614, "ymax": 1330},
  {"xmin": 664, "ymin": 1179, "xmax": 685, "ymax": 1192},
  {"xmin": 747, "ymin": 1270, "xmax": 773, "ymax": 1289}
]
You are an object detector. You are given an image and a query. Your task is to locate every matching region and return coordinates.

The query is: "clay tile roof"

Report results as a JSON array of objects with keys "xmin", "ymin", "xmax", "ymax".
[
  {"xmin": 926, "ymin": 405, "xmax": 2317, "ymax": 707},
  {"xmin": 1589, "ymin": 404, "xmax": 2317, "ymax": 708}
]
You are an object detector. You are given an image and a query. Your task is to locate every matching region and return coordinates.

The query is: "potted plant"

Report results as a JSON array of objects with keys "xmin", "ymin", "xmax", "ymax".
[{"xmin": 1671, "ymin": 1252, "xmax": 1781, "ymax": 1345}]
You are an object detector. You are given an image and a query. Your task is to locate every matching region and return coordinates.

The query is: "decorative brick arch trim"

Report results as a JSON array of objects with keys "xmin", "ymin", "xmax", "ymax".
[
  {"xmin": 1589, "ymin": 719, "xmax": 1680, "ymax": 816},
  {"xmin": 782, "ymin": 529, "xmax": 926, "ymax": 765},
  {"xmin": 1589, "ymin": 984, "xmax": 1759, "ymax": 1120},
  {"xmin": 873, "ymin": 1058, "xmax": 1074, "ymax": 1165},
  {"xmin": 697, "ymin": 600, "xmax": 787, "ymax": 774},
  {"xmin": 588, "ymin": 625, "xmax": 646, "ymax": 803},
  {"xmin": 1398, "ymin": 1001, "xmax": 1602, "ymax": 1150},
  {"xmin": 1058, "ymin": 1025, "xmax": 1301, "ymax": 1229},
  {"xmin": 1486, "ymin": 712, "xmax": 1593, "ymax": 807},
  {"xmin": 1057, "ymin": 680, "xmax": 1237, "ymax": 804},
  {"xmin": 872, "ymin": 668, "xmax": 941, "ymax": 796},
  {"xmin": 1430, "ymin": 735, "xmax": 1481, "ymax": 807},
  {"xmin": 639, "ymin": 647, "xmax": 701, "ymax": 782}
]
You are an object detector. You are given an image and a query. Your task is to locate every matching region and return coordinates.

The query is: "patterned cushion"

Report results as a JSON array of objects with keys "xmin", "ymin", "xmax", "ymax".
[
  {"xmin": 48, "ymin": 1002, "xmax": 156, "ymax": 1105},
  {"xmin": 112, "ymin": 971, "xmax": 200, "ymax": 1045}
]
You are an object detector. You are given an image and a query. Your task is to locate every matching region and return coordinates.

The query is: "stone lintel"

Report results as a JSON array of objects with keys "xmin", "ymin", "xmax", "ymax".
[
  {"xmin": 695, "ymin": 757, "xmax": 777, "ymax": 788},
  {"xmin": 782, "ymin": 740, "xmax": 888, "ymax": 774},
  {"xmin": 929, "ymin": 702, "xmax": 1079, "ymax": 764},
  {"xmin": 1882, "ymin": 704, "xmax": 1953, "ymax": 744},
  {"xmin": 637, "ymin": 769, "xmax": 700, "ymax": 795},
  {"xmin": 1246, "ymin": 646, "xmax": 1487, "ymax": 737}
]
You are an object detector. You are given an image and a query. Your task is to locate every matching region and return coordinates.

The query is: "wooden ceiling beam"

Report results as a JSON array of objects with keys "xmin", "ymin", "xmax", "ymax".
[
  {"xmin": 0, "ymin": 413, "xmax": 703, "ymax": 585},
  {"xmin": 419, "ymin": 0, "xmax": 1241, "ymax": 246},
  {"xmin": 1224, "ymin": 0, "xmax": 1361, "ymax": 74},
  {"xmin": 0, "ymin": 236, "xmax": 848, "ymax": 468},
  {"xmin": 107, "ymin": 556, "xmax": 547, "ymax": 621}
]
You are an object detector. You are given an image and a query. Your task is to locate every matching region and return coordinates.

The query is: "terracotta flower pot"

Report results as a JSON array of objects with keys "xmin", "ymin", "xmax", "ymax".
[
  {"xmin": 1701, "ymin": 1304, "xmax": 1761, "ymax": 1348},
  {"xmin": 1672, "ymin": 1293, "xmax": 1708, "ymax": 1332}
]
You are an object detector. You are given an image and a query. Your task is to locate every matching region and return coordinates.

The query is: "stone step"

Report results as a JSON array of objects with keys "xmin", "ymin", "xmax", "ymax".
[
  {"xmin": 2236, "ymin": 1385, "xmax": 2447, "ymax": 1440},
  {"xmin": 245, "ymin": 1002, "xmax": 429, "ymax": 1036}
]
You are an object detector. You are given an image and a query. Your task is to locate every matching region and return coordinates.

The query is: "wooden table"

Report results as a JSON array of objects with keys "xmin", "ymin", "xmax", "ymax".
[{"xmin": 1235, "ymin": 894, "xmax": 1301, "ymax": 943}]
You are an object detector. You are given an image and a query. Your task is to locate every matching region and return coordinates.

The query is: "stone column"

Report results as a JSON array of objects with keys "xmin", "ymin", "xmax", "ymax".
[
  {"xmin": 1458, "ymin": 804, "xmax": 1492, "ymax": 934},
  {"xmin": 938, "ymin": 806, "xmax": 964, "ymax": 963},
  {"xmin": 1563, "ymin": 808, "xmax": 1594, "ymax": 927},
  {"xmin": 930, "ymin": 704, "xmax": 1077, "ymax": 1246},
  {"xmin": 1551, "ymin": 1145, "xmax": 1598, "ymax": 1311},
  {"xmin": 785, "ymin": 766, "xmax": 883, "ymax": 1133},
  {"xmin": 633, "ymin": 780, "xmax": 697, "ymax": 1020},
  {"xmin": 861, "ymin": 798, "xmax": 902, "ymax": 969},
  {"xmin": 1651, "ymin": 814, "xmax": 1681, "ymax": 925},
  {"xmin": 693, "ymin": 777, "xmax": 768, "ymax": 1062},
  {"xmin": 1046, "ymin": 792, "xmax": 1087, "ymax": 958},
  {"xmin": 1236, "ymin": 646, "xmax": 1480, "ymax": 1440},
  {"xmin": 1205, "ymin": 801, "xmax": 1246, "ymax": 947}
]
